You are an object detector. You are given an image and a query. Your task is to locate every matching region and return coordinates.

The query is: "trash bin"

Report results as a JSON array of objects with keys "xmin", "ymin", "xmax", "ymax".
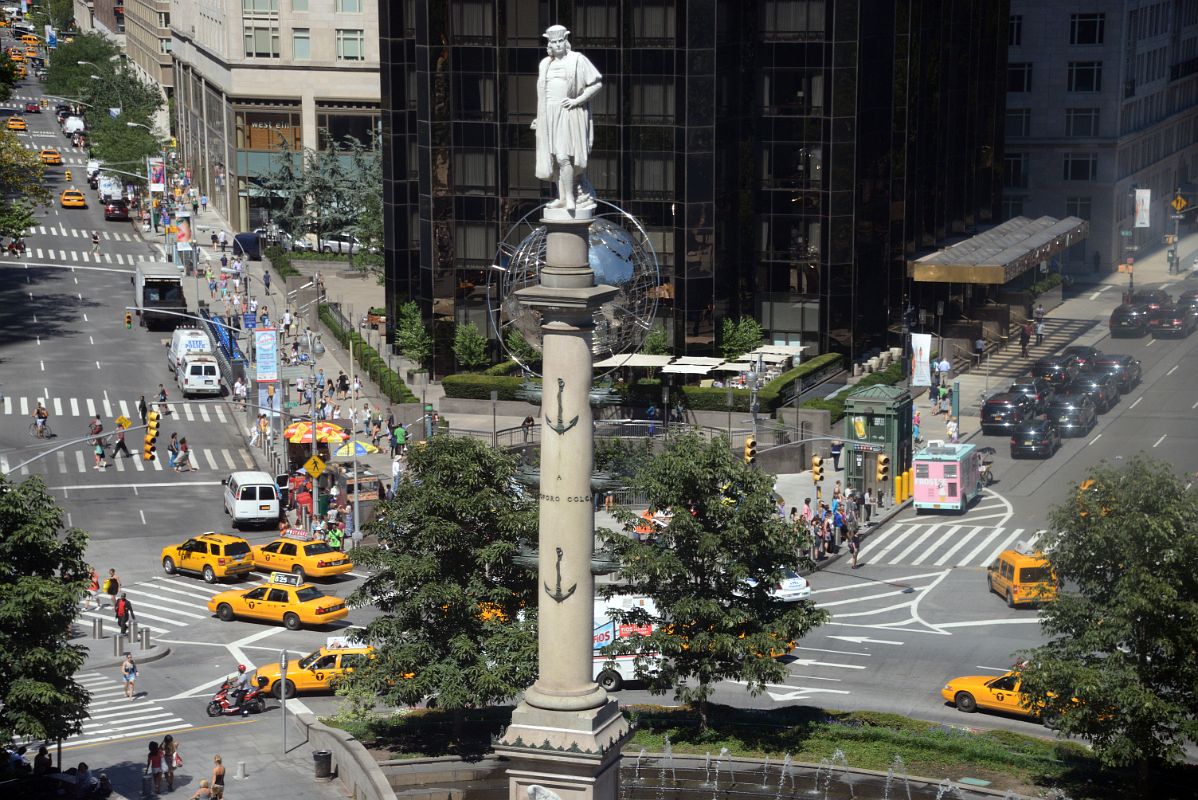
[
  {"xmin": 317, "ymin": 495, "xmax": 330, "ymax": 516},
  {"xmin": 313, "ymin": 750, "xmax": 332, "ymax": 779}
]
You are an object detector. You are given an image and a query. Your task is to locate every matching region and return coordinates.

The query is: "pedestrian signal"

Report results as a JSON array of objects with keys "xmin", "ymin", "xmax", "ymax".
[
  {"xmin": 811, "ymin": 455, "xmax": 823, "ymax": 483},
  {"xmin": 125, "ymin": 312, "xmax": 133, "ymax": 329},
  {"xmin": 876, "ymin": 454, "xmax": 891, "ymax": 481},
  {"xmin": 144, "ymin": 411, "xmax": 159, "ymax": 460},
  {"xmin": 743, "ymin": 437, "xmax": 757, "ymax": 465}
]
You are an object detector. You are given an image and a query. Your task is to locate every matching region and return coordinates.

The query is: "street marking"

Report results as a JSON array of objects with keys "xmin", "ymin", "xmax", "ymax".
[
  {"xmin": 1088, "ymin": 285, "xmax": 1113, "ymax": 300},
  {"xmin": 113, "ymin": 456, "xmax": 125, "ymax": 472},
  {"xmin": 910, "ymin": 525, "xmax": 961, "ymax": 565},
  {"xmin": 1130, "ymin": 396, "xmax": 1143, "ymax": 409},
  {"xmin": 133, "ymin": 456, "xmax": 145, "ymax": 471},
  {"xmin": 1145, "ymin": 339, "xmax": 1156, "ymax": 347},
  {"xmin": 74, "ymin": 451, "xmax": 85, "ymax": 472},
  {"xmin": 56, "ymin": 451, "xmax": 67, "ymax": 473},
  {"xmin": 788, "ymin": 658, "xmax": 866, "ymax": 670},
  {"xmin": 975, "ymin": 665, "xmax": 1013, "ymax": 672},
  {"xmin": 798, "ymin": 645, "xmax": 872, "ymax": 656},
  {"xmin": 19, "ymin": 396, "xmax": 28, "ymax": 415},
  {"xmin": 956, "ymin": 527, "xmax": 1008, "ymax": 566},
  {"xmin": 826, "ymin": 635, "xmax": 903, "ymax": 646},
  {"xmin": 809, "ymin": 570, "xmax": 947, "ymax": 594},
  {"xmin": 214, "ymin": 405, "xmax": 227, "ymax": 423},
  {"xmin": 53, "ymin": 397, "xmax": 63, "ymax": 416},
  {"xmin": 181, "ymin": 404, "xmax": 194, "ymax": 421},
  {"xmin": 148, "ymin": 579, "xmax": 225, "ymax": 600},
  {"xmin": 1088, "ymin": 433, "xmax": 1101, "ymax": 446},
  {"xmin": 203, "ymin": 448, "xmax": 218, "ymax": 469},
  {"xmin": 119, "ymin": 400, "xmax": 130, "ymax": 418},
  {"xmin": 70, "ymin": 397, "xmax": 79, "ymax": 416},
  {"xmin": 198, "ymin": 404, "xmax": 211, "ymax": 422},
  {"xmin": 139, "ymin": 508, "xmax": 146, "ymax": 524},
  {"xmin": 222, "ymin": 449, "xmax": 236, "ymax": 469},
  {"xmin": 1168, "ymin": 365, "xmax": 1179, "ymax": 376},
  {"xmin": 1154, "ymin": 434, "xmax": 1167, "ymax": 447},
  {"xmin": 2, "ymin": 396, "xmax": 9, "ymax": 414},
  {"xmin": 890, "ymin": 523, "xmax": 945, "ymax": 564},
  {"xmin": 979, "ymin": 528, "xmax": 1027, "ymax": 569},
  {"xmin": 936, "ymin": 618, "xmax": 1041, "ymax": 629},
  {"xmin": 86, "ymin": 398, "xmax": 96, "ymax": 416},
  {"xmin": 47, "ymin": 480, "xmax": 225, "ymax": 491},
  {"xmin": 102, "ymin": 397, "xmax": 112, "ymax": 417},
  {"xmin": 118, "ymin": 591, "xmax": 206, "ymax": 620}
]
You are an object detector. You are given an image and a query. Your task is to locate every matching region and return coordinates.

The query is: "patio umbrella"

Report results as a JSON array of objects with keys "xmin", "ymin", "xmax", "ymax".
[
  {"xmin": 331, "ymin": 439, "xmax": 380, "ymax": 457},
  {"xmin": 283, "ymin": 420, "xmax": 348, "ymax": 444}
]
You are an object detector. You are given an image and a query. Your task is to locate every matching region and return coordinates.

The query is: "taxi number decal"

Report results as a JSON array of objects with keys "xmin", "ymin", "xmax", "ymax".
[
  {"xmin": 247, "ymin": 601, "xmax": 255, "ymax": 609},
  {"xmin": 995, "ymin": 693, "xmax": 1005, "ymax": 701},
  {"xmin": 314, "ymin": 672, "xmax": 324, "ymax": 681}
]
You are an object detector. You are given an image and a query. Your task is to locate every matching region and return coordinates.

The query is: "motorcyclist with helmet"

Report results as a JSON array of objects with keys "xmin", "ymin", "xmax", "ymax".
[{"xmin": 231, "ymin": 664, "xmax": 252, "ymax": 711}]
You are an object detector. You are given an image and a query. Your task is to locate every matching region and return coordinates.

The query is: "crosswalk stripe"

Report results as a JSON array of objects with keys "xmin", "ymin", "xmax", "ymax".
[
  {"xmin": 150, "ymin": 579, "xmax": 224, "ymax": 599},
  {"xmin": 56, "ymin": 451, "xmax": 67, "ymax": 473},
  {"xmin": 980, "ymin": 528, "xmax": 1028, "ymax": 567},
  {"xmin": 934, "ymin": 526, "xmax": 991, "ymax": 566},
  {"xmin": 957, "ymin": 527, "xmax": 1010, "ymax": 566},
  {"xmin": 86, "ymin": 398, "xmax": 96, "ymax": 416},
  {"xmin": 102, "ymin": 398, "xmax": 113, "ymax": 417},
  {"xmin": 19, "ymin": 396, "xmax": 28, "ymax": 415},
  {"xmin": 53, "ymin": 397, "xmax": 63, "ymax": 416},
  {"xmin": 909, "ymin": 525, "xmax": 961, "ymax": 566},
  {"xmin": 241, "ymin": 450, "xmax": 255, "ymax": 469},
  {"xmin": 890, "ymin": 523, "xmax": 945, "ymax": 564},
  {"xmin": 181, "ymin": 404, "xmax": 194, "ymax": 421},
  {"xmin": 78, "ymin": 610, "xmax": 166, "ymax": 633},
  {"xmin": 151, "ymin": 456, "xmax": 163, "ymax": 471},
  {"xmin": 3, "ymin": 396, "xmax": 10, "ymax": 414},
  {"xmin": 57, "ymin": 720, "xmax": 193, "ymax": 749},
  {"xmin": 0, "ymin": 455, "xmax": 8, "ymax": 473},
  {"xmin": 101, "ymin": 230, "xmax": 111, "ymax": 240},
  {"xmin": 82, "ymin": 711, "xmax": 178, "ymax": 731},
  {"xmin": 114, "ymin": 455, "xmax": 125, "ymax": 472},
  {"xmin": 104, "ymin": 253, "xmax": 112, "ymax": 263},
  {"xmin": 203, "ymin": 448, "xmax": 218, "ymax": 469},
  {"xmin": 119, "ymin": 400, "xmax": 130, "ymax": 418},
  {"xmin": 33, "ymin": 248, "xmax": 42, "ymax": 258},
  {"xmin": 70, "ymin": 250, "xmax": 78, "ymax": 262},
  {"xmin": 74, "ymin": 451, "xmax": 85, "ymax": 472},
  {"xmin": 133, "ymin": 455, "xmax": 145, "ymax": 470},
  {"xmin": 864, "ymin": 523, "xmax": 920, "ymax": 561},
  {"xmin": 70, "ymin": 397, "xmax": 80, "ymax": 416},
  {"xmin": 198, "ymin": 404, "xmax": 210, "ymax": 422},
  {"xmin": 222, "ymin": 449, "xmax": 236, "ymax": 469},
  {"xmin": 214, "ymin": 404, "xmax": 227, "ymax": 423},
  {"xmin": 117, "ymin": 591, "xmax": 207, "ymax": 621}
]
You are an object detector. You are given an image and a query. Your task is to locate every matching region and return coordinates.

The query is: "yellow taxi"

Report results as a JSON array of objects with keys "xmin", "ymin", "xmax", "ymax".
[
  {"xmin": 39, "ymin": 149, "xmax": 62, "ymax": 166},
  {"xmin": 59, "ymin": 189, "xmax": 87, "ymax": 208},
  {"xmin": 24, "ymin": 47, "xmax": 37, "ymax": 58},
  {"xmin": 6, "ymin": 116, "xmax": 26, "ymax": 130},
  {"xmin": 8, "ymin": 51, "xmax": 22, "ymax": 63},
  {"xmin": 253, "ymin": 645, "xmax": 374, "ymax": 698},
  {"xmin": 20, "ymin": 34, "xmax": 38, "ymax": 46},
  {"xmin": 0, "ymin": 19, "xmax": 8, "ymax": 28},
  {"xmin": 941, "ymin": 670, "xmax": 1038, "ymax": 720},
  {"xmin": 14, "ymin": 65, "xmax": 25, "ymax": 78},
  {"xmin": 251, "ymin": 530, "xmax": 354, "ymax": 580},
  {"xmin": 161, "ymin": 532, "xmax": 254, "ymax": 583},
  {"xmin": 207, "ymin": 572, "xmax": 349, "ymax": 630},
  {"xmin": 986, "ymin": 548, "xmax": 1056, "ymax": 607}
]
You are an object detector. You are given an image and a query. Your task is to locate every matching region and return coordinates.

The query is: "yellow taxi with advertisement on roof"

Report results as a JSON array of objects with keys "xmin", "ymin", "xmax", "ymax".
[
  {"xmin": 161, "ymin": 532, "xmax": 254, "ymax": 583},
  {"xmin": 207, "ymin": 571, "xmax": 349, "ymax": 630},
  {"xmin": 39, "ymin": 149, "xmax": 62, "ymax": 165},
  {"xmin": 250, "ymin": 526, "xmax": 353, "ymax": 581},
  {"xmin": 253, "ymin": 641, "xmax": 374, "ymax": 698}
]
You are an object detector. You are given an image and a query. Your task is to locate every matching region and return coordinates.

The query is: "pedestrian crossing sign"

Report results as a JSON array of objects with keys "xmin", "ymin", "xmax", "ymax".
[
  {"xmin": 304, "ymin": 455, "xmax": 326, "ymax": 478},
  {"xmin": 1172, "ymin": 195, "xmax": 1188, "ymax": 213},
  {"xmin": 115, "ymin": 415, "xmax": 132, "ymax": 429}
]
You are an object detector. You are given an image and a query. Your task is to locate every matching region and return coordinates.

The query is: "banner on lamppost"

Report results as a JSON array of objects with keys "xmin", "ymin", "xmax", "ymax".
[
  {"xmin": 148, "ymin": 157, "xmax": 165, "ymax": 193},
  {"xmin": 910, "ymin": 333, "xmax": 933, "ymax": 387},
  {"xmin": 255, "ymin": 328, "xmax": 279, "ymax": 383},
  {"xmin": 1134, "ymin": 189, "xmax": 1152, "ymax": 228}
]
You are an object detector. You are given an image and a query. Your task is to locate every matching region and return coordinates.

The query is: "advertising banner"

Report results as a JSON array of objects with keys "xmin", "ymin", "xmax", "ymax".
[
  {"xmin": 148, "ymin": 157, "xmax": 165, "ymax": 193},
  {"xmin": 910, "ymin": 333, "xmax": 933, "ymax": 387},
  {"xmin": 175, "ymin": 214, "xmax": 191, "ymax": 245},
  {"xmin": 255, "ymin": 328, "xmax": 279, "ymax": 383},
  {"xmin": 1135, "ymin": 188, "xmax": 1151, "ymax": 228}
]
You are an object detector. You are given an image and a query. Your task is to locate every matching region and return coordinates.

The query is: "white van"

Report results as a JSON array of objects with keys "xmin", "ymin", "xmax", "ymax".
[
  {"xmin": 168, "ymin": 327, "xmax": 213, "ymax": 372},
  {"xmin": 177, "ymin": 355, "xmax": 221, "ymax": 397},
  {"xmin": 222, "ymin": 471, "xmax": 281, "ymax": 528},
  {"xmin": 593, "ymin": 595, "xmax": 661, "ymax": 691}
]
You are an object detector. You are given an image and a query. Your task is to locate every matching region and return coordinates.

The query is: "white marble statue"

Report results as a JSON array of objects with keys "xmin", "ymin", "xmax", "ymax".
[{"xmin": 532, "ymin": 25, "xmax": 603, "ymax": 214}]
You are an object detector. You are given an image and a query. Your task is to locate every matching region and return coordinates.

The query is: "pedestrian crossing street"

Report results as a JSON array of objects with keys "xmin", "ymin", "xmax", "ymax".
[
  {"xmin": 10, "ymin": 248, "xmax": 157, "ymax": 266},
  {"xmin": 0, "ymin": 443, "xmax": 255, "ymax": 476},
  {"xmin": 32, "ymin": 225, "xmax": 140, "ymax": 242},
  {"xmin": 857, "ymin": 520, "xmax": 1046, "ymax": 568},
  {"xmin": 19, "ymin": 671, "xmax": 191, "ymax": 749}
]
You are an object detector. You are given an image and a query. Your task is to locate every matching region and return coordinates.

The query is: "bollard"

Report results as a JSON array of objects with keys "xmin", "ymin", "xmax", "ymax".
[
  {"xmin": 129, "ymin": 619, "xmax": 139, "ymax": 641},
  {"xmin": 92, "ymin": 618, "xmax": 103, "ymax": 639},
  {"xmin": 142, "ymin": 774, "xmax": 154, "ymax": 798},
  {"xmin": 139, "ymin": 627, "xmax": 152, "ymax": 651},
  {"xmin": 112, "ymin": 634, "xmax": 125, "ymax": 657},
  {"xmin": 235, "ymin": 761, "xmax": 247, "ymax": 780}
]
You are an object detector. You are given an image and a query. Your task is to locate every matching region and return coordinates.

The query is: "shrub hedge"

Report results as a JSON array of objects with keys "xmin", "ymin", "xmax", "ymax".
[
  {"xmin": 319, "ymin": 304, "xmax": 419, "ymax": 404},
  {"xmin": 798, "ymin": 360, "xmax": 905, "ymax": 423},
  {"xmin": 266, "ymin": 246, "xmax": 301, "ymax": 279}
]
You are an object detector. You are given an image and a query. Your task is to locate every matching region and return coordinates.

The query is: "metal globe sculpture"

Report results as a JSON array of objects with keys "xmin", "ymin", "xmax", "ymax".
[{"xmin": 489, "ymin": 201, "xmax": 659, "ymax": 375}]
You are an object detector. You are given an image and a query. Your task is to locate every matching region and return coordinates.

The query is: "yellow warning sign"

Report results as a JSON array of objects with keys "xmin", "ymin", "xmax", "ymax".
[
  {"xmin": 115, "ymin": 416, "xmax": 132, "ymax": 429},
  {"xmin": 303, "ymin": 455, "xmax": 326, "ymax": 478},
  {"xmin": 1172, "ymin": 195, "xmax": 1188, "ymax": 213}
]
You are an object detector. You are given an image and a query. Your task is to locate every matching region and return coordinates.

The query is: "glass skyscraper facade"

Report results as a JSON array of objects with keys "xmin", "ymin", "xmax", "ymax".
[{"xmin": 379, "ymin": 1, "xmax": 1006, "ymax": 373}]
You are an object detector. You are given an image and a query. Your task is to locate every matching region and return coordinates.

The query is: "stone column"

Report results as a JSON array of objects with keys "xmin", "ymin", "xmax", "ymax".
[{"xmin": 494, "ymin": 211, "xmax": 629, "ymax": 800}]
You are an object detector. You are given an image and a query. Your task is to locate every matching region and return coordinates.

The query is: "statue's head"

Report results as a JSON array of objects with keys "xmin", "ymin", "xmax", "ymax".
[{"xmin": 543, "ymin": 25, "xmax": 571, "ymax": 57}]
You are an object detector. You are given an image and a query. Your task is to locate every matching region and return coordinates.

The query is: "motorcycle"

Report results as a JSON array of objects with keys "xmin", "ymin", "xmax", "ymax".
[{"xmin": 206, "ymin": 675, "xmax": 268, "ymax": 717}]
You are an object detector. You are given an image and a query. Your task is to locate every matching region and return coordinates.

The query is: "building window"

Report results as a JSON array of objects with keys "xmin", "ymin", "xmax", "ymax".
[
  {"xmin": 335, "ymin": 0, "xmax": 360, "ymax": 12},
  {"xmin": 156, "ymin": 11, "xmax": 170, "ymax": 27},
  {"xmin": 631, "ymin": 79, "xmax": 675, "ymax": 124},
  {"xmin": 632, "ymin": 154, "xmax": 675, "ymax": 200},
  {"xmin": 1008, "ymin": 63, "xmax": 1032, "ymax": 92},
  {"xmin": 1009, "ymin": 15, "xmax": 1022, "ymax": 46},
  {"xmin": 1065, "ymin": 196, "xmax": 1093, "ymax": 220},
  {"xmin": 1065, "ymin": 108, "xmax": 1100, "ymax": 136},
  {"xmin": 455, "ymin": 74, "xmax": 496, "ymax": 121},
  {"xmin": 243, "ymin": 25, "xmax": 280, "ymax": 58},
  {"xmin": 762, "ymin": 0, "xmax": 826, "ymax": 41},
  {"xmin": 292, "ymin": 0, "xmax": 307, "ymax": 9},
  {"xmin": 158, "ymin": 38, "xmax": 172, "ymax": 54},
  {"xmin": 1063, "ymin": 153, "xmax": 1098, "ymax": 181},
  {"xmin": 762, "ymin": 70, "xmax": 824, "ymax": 115},
  {"xmin": 632, "ymin": 2, "xmax": 676, "ymax": 45},
  {"xmin": 456, "ymin": 221, "xmax": 497, "ymax": 262},
  {"xmin": 1070, "ymin": 13, "xmax": 1105, "ymax": 45},
  {"xmin": 1068, "ymin": 61, "xmax": 1103, "ymax": 92},
  {"xmin": 451, "ymin": 0, "xmax": 495, "ymax": 44},
  {"xmin": 1005, "ymin": 109, "xmax": 1030, "ymax": 138},
  {"xmin": 1003, "ymin": 153, "xmax": 1029, "ymax": 189},
  {"xmin": 573, "ymin": 0, "xmax": 617, "ymax": 46},
  {"xmin": 242, "ymin": 0, "xmax": 278, "ymax": 11},
  {"xmin": 336, "ymin": 29, "xmax": 365, "ymax": 61},
  {"xmin": 292, "ymin": 28, "xmax": 310, "ymax": 59},
  {"xmin": 453, "ymin": 150, "xmax": 496, "ymax": 193},
  {"xmin": 1001, "ymin": 196, "xmax": 1026, "ymax": 220}
]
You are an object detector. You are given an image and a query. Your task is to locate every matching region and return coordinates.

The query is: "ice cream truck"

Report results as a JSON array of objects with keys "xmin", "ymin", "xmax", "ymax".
[
  {"xmin": 593, "ymin": 595, "xmax": 660, "ymax": 691},
  {"xmin": 912, "ymin": 441, "xmax": 983, "ymax": 513}
]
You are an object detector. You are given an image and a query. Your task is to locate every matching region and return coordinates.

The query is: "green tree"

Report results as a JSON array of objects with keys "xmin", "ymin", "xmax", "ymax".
[
  {"xmin": 720, "ymin": 317, "xmax": 764, "ymax": 361},
  {"xmin": 598, "ymin": 432, "xmax": 827, "ymax": 728},
  {"xmin": 86, "ymin": 115, "xmax": 160, "ymax": 177},
  {"xmin": 1018, "ymin": 457, "xmax": 1198, "ymax": 788},
  {"xmin": 43, "ymin": 33, "xmax": 121, "ymax": 100},
  {"xmin": 0, "ymin": 131, "xmax": 49, "ymax": 206},
  {"xmin": 48, "ymin": 0, "xmax": 75, "ymax": 29},
  {"xmin": 452, "ymin": 321, "xmax": 489, "ymax": 371},
  {"xmin": 338, "ymin": 437, "xmax": 538, "ymax": 722},
  {"xmin": 0, "ymin": 200, "xmax": 37, "ymax": 240},
  {"xmin": 0, "ymin": 476, "xmax": 92, "ymax": 744},
  {"xmin": 0, "ymin": 54, "xmax": 19, "ymax": 103},
  {"xmin": 641, "ymin": 327, "xmax": 670, "ymax": 356},
  {"xmin": 395, "ymin": 300, "xmax": 432, "ymax": 366},
  {"xmin": 504, "ymin": 327, "xmax": 540, "ymax": 367}
]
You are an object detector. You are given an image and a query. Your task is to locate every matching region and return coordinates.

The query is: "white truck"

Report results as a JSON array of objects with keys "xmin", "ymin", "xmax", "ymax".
[
  {"xmin": 167, "ymin": 327, "xmax": 214, "ymax": 373},
  {"xmin": 593, "ymin": 595, "xmax": 660, "ymax": 691},
  {"xmin": 176, "ymin": 354, "xmax": 222, "ymax": 397},
  {"xmin": 132, "ymin": 261, "xmax": 186, "ymax": 330}
]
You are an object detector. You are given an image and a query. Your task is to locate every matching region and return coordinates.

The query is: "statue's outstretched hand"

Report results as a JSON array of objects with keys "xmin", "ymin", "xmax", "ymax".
[{"xmin": 561, "ymin": 98, "xmax": 579, "ymax": 109}]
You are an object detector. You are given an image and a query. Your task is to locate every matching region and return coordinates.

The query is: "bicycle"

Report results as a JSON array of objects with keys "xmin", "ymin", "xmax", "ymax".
[{"xmin": 28, "ymin": 420, "xmax": 53, "ymax": 439}]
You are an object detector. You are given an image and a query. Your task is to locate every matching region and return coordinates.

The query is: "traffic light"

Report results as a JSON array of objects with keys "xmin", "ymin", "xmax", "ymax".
[
  {"xmin": 743, "ymin": 436, "xmax": 757, "ymax": 465},
  {"xmin": 876, "ymin": 454, "xmax": 891, "ymax": 482},
  {"xmin": 144, "ymin": 410, "xmax": 159, "ymax": 461},
  {"xmin": 125, "ymin": 312, "xmax": 133, "ymax": 329},
  {"xmin": 811, "ymin": 455, "xmax": 823, "ymax": 483}
]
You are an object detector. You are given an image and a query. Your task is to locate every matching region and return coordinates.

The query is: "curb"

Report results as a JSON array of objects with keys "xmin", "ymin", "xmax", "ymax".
[{"xmin": 80, "ymin": 645, "xmax": 172, "ymax": 672}]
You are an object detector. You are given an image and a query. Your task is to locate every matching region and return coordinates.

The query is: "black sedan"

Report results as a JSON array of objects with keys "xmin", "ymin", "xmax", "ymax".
[
  {"xmin": 1010, "ymin": 417, "xmax": 1061, "ymax": 459},
  {"xmin": 1031, "ymin": 356, "xmax": 1079, "ymax": 389},
  {"xmin": 1130, "ymin": 289, "xmax": 1171, "ymax": 311},
  {"xmin": 1108, "ymin": 304, "xmax": 1151, "ymax": 337},
  {"xmin": 1073, "ymin": 370, "xmax": 1120, "ymax": 413},
  {"xmin": 980, "ymin": 393, "xmax": 1037, "ymax": 436},
  {"xmin": 1089, "ymin": 354, "xmax": 1141, "ymax": 394},
  {"xmin": 1047, "ymin": 393, "xmax": 1097, "ymax": 437},
  {"xmin": 1061, "ymin": 345, "xmax": 1102, "ymax": 370},
  {"xmin": 1148, "ymin": 304, "xmax": 1197, "ymax": 338}
]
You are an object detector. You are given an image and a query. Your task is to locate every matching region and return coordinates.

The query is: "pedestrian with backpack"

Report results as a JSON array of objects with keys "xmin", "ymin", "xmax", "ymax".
[
  {"xmin": 115, "ymin": 593, "xmax": 135, "ymax": 636},
  {"xmin": 103, "ymin": 568, "xmax": 121, "ymax": 607}
]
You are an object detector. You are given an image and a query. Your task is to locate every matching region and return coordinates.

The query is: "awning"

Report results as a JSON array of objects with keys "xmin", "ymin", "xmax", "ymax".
[
  {"xmin": 715, "ymin": 362, "xmax": 752, "ymax": 372},
  {"xmin": 593, "ymin": 354, "xmax": 675, "ymax": 368},
  {"xmin": 661, "ymin": 363, "xmax": 715, "ymax": 375},
  {"xmin": 751, "ymin": 352, "xmax": 791, "ymax": 364},
  {"xmin": 671, "ymin": 356, "xmax": 726, "ymax": 366},
  {"xmin": 753, "ymin": 345, "xmax": 807, "ymax": 356},
  {"xmin": 909, "ymin": 216, "xmax": 1089, "ymax": 285}
]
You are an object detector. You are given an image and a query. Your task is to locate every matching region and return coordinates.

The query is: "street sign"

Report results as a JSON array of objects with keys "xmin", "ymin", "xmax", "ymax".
[
  {"xmin": 1172, "ymin": 195, "xmax": 1188, "ymax": 212},
  {"xmin": 115, "ymin": 416, "xmax": 132, "ymax": 429},
  {"xmin": 279, "ymin": 365, "xmax": 309, "ymax": 379},
  {"xmin": 243, "ymin": 313, "xmax": 257, "ymax": 329},
  {"xmin": 1124, "ymin": 245, "xmax": 1139, "ymax": 252},
  {"xmin": 1120, "ymin": 229, "xmax": 1133, "ymax": 237},
  {"xmin": 283, "ymin": 401, "xmax": 299, "ymax": 409},
  {"xmin": 304, "ymin": 454, "xmax": 326, "ymax": 478}
]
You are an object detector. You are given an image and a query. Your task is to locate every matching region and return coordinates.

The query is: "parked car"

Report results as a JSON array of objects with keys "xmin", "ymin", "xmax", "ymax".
[
  {"xmin": 253, "ymin": 227, "xmax": 315, "ymax": 252},
  {"xmin": 1009, "ymin": 417, "xmax": 1061, "ymax": 459},
  {"xmin": 103, "ymin": 198, "xmax": 131, "ymax": 221},
  {"xmin": 1031, "ymin": 355, "xmax": 1079, "ymax": 389},
  {"xmin": 1129, "ymin": 289, "xmax": 1171, "ymax": 311},
  {"xmin": 1088, "ymin": 354, "xmax": 1141, "ymax": 393},
  {"xmin": 1073, "ymin": 370, "xmax": 1120, "ymax": 413},
  {"xmin": 1108, "ymin": 303, "xmax": 1151, "ymax": 337},
  {"xmin": 1148, "ymin": 304, "xmax": 1196, "ymax": 338},
  {"xmin": 232, "ymin": 232, "xmax": 262, "ymax": 260},
  {"xmin": 1061, "ymin": 345, "xmax": 1102, "ymax": 370},
  {"xmin": 1047, "ymin": 393, "xmax": 1097, "ymax": 437},
  {"xmin": 980, "ymin": 393, "xmax": 1036, "ymax": 436},
  {"xmin": 319, "ymin": 233, "xmax": 375, "ymax": 255},
  {"xmin": 1006, "ymin": 375, "xmax": 1056, "ymax": 415}
]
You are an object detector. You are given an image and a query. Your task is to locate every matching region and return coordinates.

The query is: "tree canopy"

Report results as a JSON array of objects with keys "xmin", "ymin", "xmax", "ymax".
[
  {"xmin": 720, "ymin": 317, "xmax": 764, "ymax": 361},
  {"xmin": 0, "ymin": 476, "xmax": 91, "ymax": 743},
  {"xmin": 452, "ymin": 321, "xmax": 488, "ymax": 370},
  {"xmin": 597, "ymin": 432, "xmax": 827, "ymax": 727},
  {"xmin": 395, "ymin": 301, "xmax": 433, "ymax": 366},
  {"xmin": 338, "ymin": 437, "xmax": 538, "ymax": 714},
  {"xmin": 1018, "ymin": 457, "xmax": 1198, "ymax": 779},
  {"xmin": 0, "ymin": 130, "xmax": 49, "ymax": 206}
]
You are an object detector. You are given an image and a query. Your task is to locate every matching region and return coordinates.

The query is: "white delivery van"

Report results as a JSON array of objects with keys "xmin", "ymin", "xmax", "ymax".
[
  {"xmin": 97, "ymin": 175, "xmax": 120, "ymax": 202},
  {"xmin": 63, "ymin": 116, "xmax": 86, "ymax": 136},
  {"xmin": 168, "ymin": 327, "xmax": 214, "ymax": 372},
  {"xmin": 222, "ymin": 471, "xmax": 281, "ymax": 528},
  {"xmin": 593, "ymin": 595, "xmax": 660, "ymax": 691},
  {"xmin": 176, "ymin": 354, "xmax": 221, "ymax": 397}
]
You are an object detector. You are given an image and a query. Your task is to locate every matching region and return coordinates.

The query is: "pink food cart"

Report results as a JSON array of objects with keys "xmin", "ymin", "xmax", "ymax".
[{"xmin": 912, "ymin": 441, "xmax": 982, "ymax": 513}]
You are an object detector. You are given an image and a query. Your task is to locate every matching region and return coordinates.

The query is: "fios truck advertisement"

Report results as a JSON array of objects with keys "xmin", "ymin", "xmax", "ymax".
[{"xmin": 592, "ymin": 597, "xmax": 659, "ymax": 691}]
